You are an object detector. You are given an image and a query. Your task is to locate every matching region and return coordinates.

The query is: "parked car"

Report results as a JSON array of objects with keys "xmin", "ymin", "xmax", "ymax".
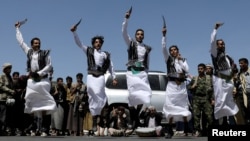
[{"xmin": 104, "ymin": 70, "xmax": 168, "ymax": 124}]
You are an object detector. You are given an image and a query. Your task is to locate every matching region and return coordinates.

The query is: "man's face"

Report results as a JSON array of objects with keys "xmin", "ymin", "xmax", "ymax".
[
  {"xmin": 217, "ymin": 40, "xmax": 225, "ymax": 52},
  {"xmin": 239, "ymin": 60, "xmax": 248, "ymax": 70},
  {"xmin": 32, "ymin": 39, "xmax": 40, "ymax": 51},
  {"xmin": 169, "ymin": 47, "xmax": 179, "ymax": 58},
  {"xmin": 206, "ymin": 66, "xmax": 213, "ymax": 75},
  {"xmin": 77, "ymin": 76, "xmax": 83, "ymax": 83},
  {"xmin": 4, "ymin": 67, "xmax": 12, "ymax": 74},
  {"xmin": 198, "ymin": 66, "xmax": 205, "ymax": 75},
  {"xmin": 149, "ymin": 108, "xmax": 156, "ymax": 117},
  {"xmin": 93, "ymin": 39, "xmax": 102, "ymax": 50},
  {"xmin": 135, "ymin": 30, "xmax": 144, "ymax": 43},
  {"xmin": 12, "ymin": 74, "xmax": 19, "ymax": 82},
  {"xmin": 57, "ymin": 79, "xmax": 64, "ymax": 86},
  {"xmin": 66, "ymin": 79, "xmax": 71, "ymax": 83}
]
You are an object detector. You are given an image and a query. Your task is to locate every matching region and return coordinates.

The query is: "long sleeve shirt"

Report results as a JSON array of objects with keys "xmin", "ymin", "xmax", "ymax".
[
  {"xmin": 162, "ymin": 36, "xmax": 189, "ymax": 74},
  {"xmin": 72, "ymin": 32, "xmax": 116, "ymax": 79},
  {"xmin": 122, "ymin": 18, "xmax": 150, "ymax": 66},
  {"xmin": 0, "ymin": 74, "xmax": 15, "ymax": 101},
  {"xmin": 16, "ymin": 28, "xmax": 52, "ymax": 77},
  {"xmin": 210, "ymin": 29, "xmax": 231, "ymax": 76}
]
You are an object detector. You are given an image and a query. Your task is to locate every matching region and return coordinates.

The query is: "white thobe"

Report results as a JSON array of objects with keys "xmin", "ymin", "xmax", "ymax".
[
  {"xmin": 72, "ymin": 32, "xmax": 116, "ymax": 116},
  {"xmin": 122, "ymin": 18, "xmax": 152, "ymax": 106},
  {"xmin": 161, "ymin": 36, "xmax": 192, "ymax": 122},
  {"xmin": 16, "ymin": 28, "xmax": 56, "ymax": 114},
  {"xmin": 210, "ymin": 29, "xmax": 239, "ymax": 119}
]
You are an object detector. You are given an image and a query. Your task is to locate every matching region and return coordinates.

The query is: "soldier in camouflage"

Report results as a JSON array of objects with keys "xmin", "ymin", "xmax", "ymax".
[{"xmin": 188, "ymin": 63, "xmax": 214, "ymax": 137}]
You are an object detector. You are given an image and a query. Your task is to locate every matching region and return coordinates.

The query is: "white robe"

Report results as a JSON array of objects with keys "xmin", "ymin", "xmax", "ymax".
[
  {"xmin": 87, "ymin": 74, "xmax": 106, "ymax": 116},
  {"xmin": 51, "ymin": 104, "xmax": 64, "ymax": 130},
  {"xmin": 126, "ymin": 71, "xmax": 152, "ymax": 106},
  {"xmin": 210, "ymin": 28, "xmax": 239, "ymax": 120},
  {"xmin": 213, "ymin": 76, "xmax": 239, "ymax": 119},
  {"xmin": 24, "ymin": 78, "xmax": 57, "ymax": 114},
  {"xmin": 163, "ymin": 81, "xmax": 192, "ymax": 122}
]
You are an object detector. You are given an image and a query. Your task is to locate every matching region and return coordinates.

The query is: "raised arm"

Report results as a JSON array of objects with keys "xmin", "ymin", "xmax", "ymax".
[
  {"xmin": 122, "ymin": 11, "xmax": 132, "ymax": 48},
  {"xmin": 15, "ymin": 22, "xmax": 30, "ymax": 54},
  {"xmin": 210, "ymin": 22, "xmax": 223, "ymax": 57},
  {"xmin": 162, "ymin": 27, "xmax": 169, "ymax": 62},
  {"xmin": 70, "ymin": 25, "xmax": 87, "ymax": 54}
]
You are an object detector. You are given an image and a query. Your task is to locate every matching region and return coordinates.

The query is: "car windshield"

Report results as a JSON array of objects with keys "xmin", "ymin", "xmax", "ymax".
[{"xmin": 106, "ymin": 74, "xmax": 168, "ymax": 91}]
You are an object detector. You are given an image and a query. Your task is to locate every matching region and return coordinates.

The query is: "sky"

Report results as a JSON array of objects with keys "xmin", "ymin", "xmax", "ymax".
[{"xmin": 1, "ymin": 0, "xmax": 250, "ymax": 82}]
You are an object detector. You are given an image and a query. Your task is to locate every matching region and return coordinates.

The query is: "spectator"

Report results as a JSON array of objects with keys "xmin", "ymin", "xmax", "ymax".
[{"xmin": 139, "ymin": 106, "xmax": 163, "ymax": 137}]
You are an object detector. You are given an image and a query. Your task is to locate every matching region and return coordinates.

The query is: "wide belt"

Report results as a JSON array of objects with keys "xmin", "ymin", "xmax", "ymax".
[
  {"xmin": 88, "ymin": 70, "xmax": 104, "ymax": 77},
  {"xmin": 168, "ymin": 76, "xmax": 186, "ymax": 82},
  {"xmin": 127, "ymin": 66, "xmax": 145, "ymax": 71},
  {"xmin": 217, "ymin": 73, "xmax": 232, "ymax": 81}
]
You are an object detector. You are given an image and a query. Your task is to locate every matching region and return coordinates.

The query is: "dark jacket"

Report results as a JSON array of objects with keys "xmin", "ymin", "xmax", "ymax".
[{"xmin": 139, "ymin": 110, "xmax": 162, "ymax": 127}]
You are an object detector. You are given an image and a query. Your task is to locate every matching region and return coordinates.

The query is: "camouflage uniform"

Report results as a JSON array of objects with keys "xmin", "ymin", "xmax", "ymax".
[{"xmin": 188, "ymin": 75, "xmax": 213, "ymax": 134}]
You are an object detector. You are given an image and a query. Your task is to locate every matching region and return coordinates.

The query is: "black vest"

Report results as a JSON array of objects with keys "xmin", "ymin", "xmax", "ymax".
[
  {"xmin": 166, "ymin": 56, "xmax": 187, "ymax": 74},
  {"xmin": 211, "ymin": 50, "xmax": 235, "ymax": 75},
  {"xmin": 127, "ymin": 41, "xmax": 151, "ymax": 70},
  {"xmin": 86, "ymin": 47, "xmax": 111, "ymax": 74},
  {"xmin": 165, "ymin": 56, "xmax": 187, "ymax": 82},
  {"xmin": 26, "ymin": 49, "xmax": 50, "ymax": 72}
]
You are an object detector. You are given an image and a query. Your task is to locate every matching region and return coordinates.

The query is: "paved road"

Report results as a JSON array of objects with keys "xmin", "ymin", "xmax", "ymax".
[{"xmin": 0, "ymin": 135, "xmax": 208, "ymax": 141}]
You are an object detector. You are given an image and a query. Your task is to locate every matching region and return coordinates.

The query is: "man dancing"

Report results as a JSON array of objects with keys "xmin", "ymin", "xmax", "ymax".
[{"xmin": 15, "ymin": 21, "xmax": 56, "ymax": 136}]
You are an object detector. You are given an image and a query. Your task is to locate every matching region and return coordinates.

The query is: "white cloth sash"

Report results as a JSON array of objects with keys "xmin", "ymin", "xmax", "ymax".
[
  {"xmin": 87, "ymin": 74, "xmax": 106, "ymax": 116},
  {"xmin": 213, "ymin": 76, "xmax": 239, "ymax": 119},
  {"xmin": 126, "ymin": 71, "xmax": 152, "ymax": 106},
  {"xmin": 163, "ymin": 81, "xmax": 192, "ymax": 122},
  {"xmin": 24, "ymin": 78, "xmax": 57, "ymax": 114}
]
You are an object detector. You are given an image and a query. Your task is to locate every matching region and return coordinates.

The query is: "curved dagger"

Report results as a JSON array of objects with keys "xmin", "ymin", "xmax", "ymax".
[
  {"xmin": 128, "ymin": 6, "xmax": 132, "ymax": 14},
  {"xmin": 19, "ymin": 18, "xmax": 28, "ymax": 26},
  {"xmin": 74, "ymin": 18, "xmax": 82, "ymax": 28},
  {"xmin": 162, "ymin": 15, "xmax": 166, "ymax": 28}
]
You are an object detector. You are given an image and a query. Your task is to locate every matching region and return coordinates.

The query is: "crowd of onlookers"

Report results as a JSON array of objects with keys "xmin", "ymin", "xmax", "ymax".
[
  {"xmin": 0, "ymin": 67, "xmax": 161, "ymax": 137},
  {"xmin": 1, "ymin": 59, "xmax": 250, "ymax": 137}
]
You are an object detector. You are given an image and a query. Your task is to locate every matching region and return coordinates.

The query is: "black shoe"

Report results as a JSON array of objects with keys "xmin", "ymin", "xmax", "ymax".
[
  {"xmin": 165, "ymin": 133, "xmax": 173, "ymax": 139},
  {"xmin": 165, "ymin": 125, "xmax": 174, "ymax": 139},
  {"xmin": 165, "ymin": 129, "xmax": 174, "ymax": 139},
  {"xmin": 15, "ymin": 129, "xmax": 23, "ymax": 136},
  {"xmin": 88, "ymin": 130, "xmax": 94, "ymax": 136},
  {"xmin": 193, "ymin": 131, "xmax": 201, "ymax": 137}
]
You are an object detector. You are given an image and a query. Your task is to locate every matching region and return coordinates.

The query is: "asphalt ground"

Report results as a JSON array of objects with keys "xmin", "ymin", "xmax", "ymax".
[{"xmin": 0, "ymin": 135, "xmax": 208, "ymax": 141}]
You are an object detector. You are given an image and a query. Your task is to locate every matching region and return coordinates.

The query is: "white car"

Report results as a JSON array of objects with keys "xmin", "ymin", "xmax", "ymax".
[{"xmin": 104, "ymin": 70, "xmax": 168, "ymax": 123}]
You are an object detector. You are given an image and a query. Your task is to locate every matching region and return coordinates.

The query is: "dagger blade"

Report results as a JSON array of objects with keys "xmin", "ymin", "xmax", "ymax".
[
  {"xmin": 74, "ymin": 18, "xmax": 82, "ymax": 28},
  {"xmin": 128, "ymin": 6, "xmax": 132, "ymax": 14},
  {"xmin": 162, "ymin": 15, "xmax": 166, "ymax": 28},
  {"xmin": 19, "ymin": 18, "xmax": 28, "ymax": 26}
]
